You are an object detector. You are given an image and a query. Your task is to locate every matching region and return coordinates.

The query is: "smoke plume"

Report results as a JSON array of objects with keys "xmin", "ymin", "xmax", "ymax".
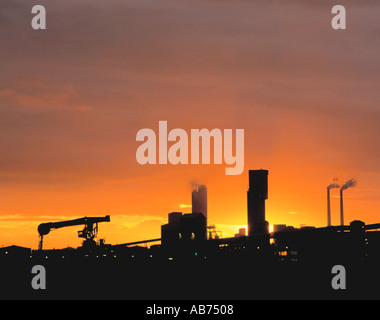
[
  {"xmin": 327, "ymin": 183, "xmax": 340, "ymax": 190},
  {"xmin": 341, "ymin": 178, "xmax": 357, "ymax": 191},
  {"xmin": 190, "ymin": 180, "xmax": 200, "ymax": 187}
]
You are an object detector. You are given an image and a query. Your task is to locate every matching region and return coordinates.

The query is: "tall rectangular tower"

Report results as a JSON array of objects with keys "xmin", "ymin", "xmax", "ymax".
[
  {"xmin": 192, "ymin": 184, "xmax": 207, "ymax": 226},
  {"xmin": 247, "ymin": 170, "xmax": 269, "ymax": 236}
]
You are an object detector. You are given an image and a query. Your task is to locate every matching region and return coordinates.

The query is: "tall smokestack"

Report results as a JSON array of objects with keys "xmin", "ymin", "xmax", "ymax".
[
  {"xmin": 247, "ymin": 169, "xmax": 269, "ymax": 236},
  {"xmin": 340, "ymin": 178, "xmax": 357, "ymax": 226},
  {"xmin": 327, "ymin": 188, "xmax": 331, "ymax": 226},
  {"xmin": 327, "ymin": 183, "xmax": 340, "ymax": 226},
  {"xmin": 340, "ymin": 188, "xmax": 344, "ymax": 226},
  {"xmin": 192, "ymin": 184, "xmax": 207, "ymax": 225}
]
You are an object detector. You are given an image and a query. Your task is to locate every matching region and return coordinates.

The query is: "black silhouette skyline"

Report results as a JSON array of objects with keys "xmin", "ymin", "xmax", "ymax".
[{"xmin": 1, "ymin": 169, "xmax": 380, "ymax": 300}]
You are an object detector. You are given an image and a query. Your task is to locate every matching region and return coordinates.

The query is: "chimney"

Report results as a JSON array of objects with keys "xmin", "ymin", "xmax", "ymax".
[
  {"xmin": 327, "ymin": 182, "xmax": 340, "ymax": 226},
  {"xmin": 339, "ymin": 178, "xmax": 357, "ymax": 226},
  {"xmin": 192, "ymin": 184, "xmax": 207, "ymax": 226},
  {"xmin": 327, "ymin": 188, "xmax": 331, "ymax": 227},
  {"xmin": 340, "ymin": 189, "xmax": 344, "ymax": 226},
  {"xmin": 247, "ymin": 169, "xmax": 269, "ymax": 236}
]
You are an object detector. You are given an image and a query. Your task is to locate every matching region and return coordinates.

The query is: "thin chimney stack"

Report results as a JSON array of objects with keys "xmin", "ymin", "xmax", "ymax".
[{"xmin": 327, "ymin": 183, "xmax": 340, "ymax": 227}]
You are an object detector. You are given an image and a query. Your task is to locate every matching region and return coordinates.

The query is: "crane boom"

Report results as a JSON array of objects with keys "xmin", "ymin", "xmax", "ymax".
[{"xmin": 38, "ymin": 215, "xmax": 110, "ymax": 250}]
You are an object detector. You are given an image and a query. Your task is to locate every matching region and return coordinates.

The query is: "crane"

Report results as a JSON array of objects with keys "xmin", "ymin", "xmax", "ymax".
[{"xmin": 37, "ymin": 215, "xmax": 111, "ymax": 250}]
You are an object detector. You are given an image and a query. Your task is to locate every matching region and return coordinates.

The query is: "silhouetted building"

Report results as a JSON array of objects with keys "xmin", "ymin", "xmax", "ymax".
[
  {"xmin": 0, "ymin": 245, "xmax": 31, "ymax": 258},
  {"xmin": 247, "ymin": 169, "xmax": 269, "ymax": 236},
  {"xmin": 161, "ymin": 211, "xmax": 207, "ymax": 246},
  {"xmin": 180, "ymin": 213, "xmax": 207, "ymax": 242},
  {"xmin": 192, "ymin": 184, "xmax": 207, "ymax": 225},
  {"xmin": 273, "ymin": 224, "xmax": 287, "ymax": 233},
  {"xmin": 235, "ymin": 228, "xmax": 246, "ymax": 238},
  {"xmin": 161, "ymin": 212, "xmax": 183, "ymax": 246}
]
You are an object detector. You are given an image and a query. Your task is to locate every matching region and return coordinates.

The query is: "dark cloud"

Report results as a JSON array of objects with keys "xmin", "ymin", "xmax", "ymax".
[{"xmin": 1, "ymin": 0, "xmax": 380, "ymax": 189}]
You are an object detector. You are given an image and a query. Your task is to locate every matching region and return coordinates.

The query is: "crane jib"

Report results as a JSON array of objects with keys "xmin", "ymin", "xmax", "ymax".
[{"xmin": 37, "ymin": 215, "xmax": 110, "ymax": 250}]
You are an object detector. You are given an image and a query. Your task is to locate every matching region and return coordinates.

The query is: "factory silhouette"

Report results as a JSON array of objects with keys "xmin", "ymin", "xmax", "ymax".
[{"xmin": 1, "ymin": 169, "xmax": 380, "ymax": 300}]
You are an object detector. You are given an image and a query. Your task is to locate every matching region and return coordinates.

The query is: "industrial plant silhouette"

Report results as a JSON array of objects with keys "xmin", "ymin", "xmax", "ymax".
[{"xmin": 1, "ymin": 169, "xmax": 380, "ymax": 300}]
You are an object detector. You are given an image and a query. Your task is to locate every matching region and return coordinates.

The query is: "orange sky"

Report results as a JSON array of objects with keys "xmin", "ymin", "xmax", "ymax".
[{"xmin": 1, "ymin": 0, "xmax": 380, "ymax": 249}]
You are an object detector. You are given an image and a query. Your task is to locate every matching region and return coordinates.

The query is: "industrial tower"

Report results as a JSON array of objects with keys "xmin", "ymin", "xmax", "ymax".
[{"xmin": 247, "ymin": 170, "xmax": 269, "ymax": 236}]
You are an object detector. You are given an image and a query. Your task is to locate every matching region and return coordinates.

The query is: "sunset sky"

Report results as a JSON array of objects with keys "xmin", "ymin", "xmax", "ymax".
[{"xmin": 1, "ymin": 0, "xmax": 380, "ymax": 249}]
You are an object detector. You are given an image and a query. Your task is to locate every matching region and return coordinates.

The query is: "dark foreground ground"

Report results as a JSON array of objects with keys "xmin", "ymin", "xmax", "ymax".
[{"xmin": 1, "ymin": 252, "xmax": 379, "ymax": 300}]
